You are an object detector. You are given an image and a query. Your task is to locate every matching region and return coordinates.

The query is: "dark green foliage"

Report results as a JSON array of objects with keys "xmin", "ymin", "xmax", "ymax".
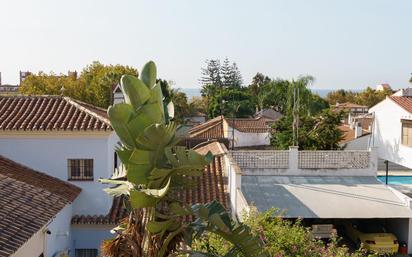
[
  {"xmin": 192, "ymin": 209, "xmax": 376, "ymax": 257},
  {"xmin": 207, "ymin": 86, "xmax": 255, "ymax": 118},
  {"xmin": 271, "ymin": 110, "xmax": 344, "ymax": 150}
]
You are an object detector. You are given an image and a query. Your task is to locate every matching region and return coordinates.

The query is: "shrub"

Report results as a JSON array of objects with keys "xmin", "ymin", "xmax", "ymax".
[{"xmin": 192, "ymin": 209, "xmax": 377, "ymax": 257}]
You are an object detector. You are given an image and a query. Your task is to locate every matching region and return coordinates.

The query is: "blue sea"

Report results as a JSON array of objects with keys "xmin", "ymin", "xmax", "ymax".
[{"xmin": 180, "ymin": 88, "xmax": 356, "ymax": 99}]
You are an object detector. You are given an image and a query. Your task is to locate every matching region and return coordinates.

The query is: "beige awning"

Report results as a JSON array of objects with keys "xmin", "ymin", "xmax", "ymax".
[{"xmin": 242, "ymin": 176, "xmax": 412, "ymax": 218}]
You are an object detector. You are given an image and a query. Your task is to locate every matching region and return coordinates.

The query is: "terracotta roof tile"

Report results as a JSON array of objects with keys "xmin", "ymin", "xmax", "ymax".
[
  {"xmin": 194, "ymin": 141, "xmax": 227, "ymax": 156},
  {"xmin": 0, "ymin": 155, "xmax": 81, "ymax": 256},
  {"xmin": 338, "ymin": 124, "xmax": 370, "ymax": 144},
  {"xmin": 226, "ymin": 117, "xmax": 270, "ymax": 133},
  {"xmin": 72, "ymin": 144, "xmax": 228, "ymax": 225},
  {"xmin": 0, "ymin": 95, "xmax": 111, "ymax": 131},
  {"xmin": 389, "ymin": 96, "xmax": 412, "ymax": 114},
  {"xmin": 334, "ymin": 102, "xmax": 368, "ymax": 109},
  {"xmin": 189, "ymin": 115, "xmax": 270, "ymax": 139}
]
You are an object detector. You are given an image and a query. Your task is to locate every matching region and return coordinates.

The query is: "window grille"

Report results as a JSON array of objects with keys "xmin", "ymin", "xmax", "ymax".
[
  {"xmin": 401, "ymin": 120, "xmax": 412, "ymax": 147},
  {"xmin": 75, "ymin": 249, "xmax": 98, "ymax": 257},
  {"xmin": 68, "ymin": 159, "xmax": 94, "ymax": 180}
]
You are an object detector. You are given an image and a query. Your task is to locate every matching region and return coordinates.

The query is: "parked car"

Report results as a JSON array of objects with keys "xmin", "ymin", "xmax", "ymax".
[
  {"xmin": 344, "ymin": 221, "xmax": 399, "ymax": 254},
  {"xmin": 310, "ymin": 224, "xmax": 337, "ymax": 239}
]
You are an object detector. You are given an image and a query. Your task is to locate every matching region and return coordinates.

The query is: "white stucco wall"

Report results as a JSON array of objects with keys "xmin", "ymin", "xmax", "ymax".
[
  {"xmin": 0, "ymin": 132, "xmax": 117, "ymax": 215},
  {"xmin": 224, "ymin": 126, "xmax": 270, "ymax": 147},
  {"xmin": 71, "ymin": 226, "xmax": 113, "ymax": 257},
  {"xmin": 45, "ymin": 204, "xmax": 73, "ymax": 257},
  {"xmin": 370, "ymin": 98, "xmax": 412, "ymax": 169},
  {"xmin": 12, "ymin": 228, "xmax": 45, "ymax": 257}
]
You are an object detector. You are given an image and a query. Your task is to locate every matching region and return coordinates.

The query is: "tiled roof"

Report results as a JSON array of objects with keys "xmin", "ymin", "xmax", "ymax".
[
  {"xmin": 0, "ymin": 155, "xmax": 81, "ymax": 256},
  {"xmin": 72, "ymin": 143, "xmax": 229, "ymax": 225},
  {"xmin": 189, "ymin": 116, "xmax": 225, "ymax": 139},
  {"xmin": 338, "ymin": 124, "xmax": 370, "ymax": 144},
  {"xmin": 71, "ymin": 196, "xmax": 127, "ymax": 225},
  {"xmin": 0, "ymin": 95, "xmax": 111, "ymax": 131},
  {"xmin": 335, "ymin": 102, "xmax": 368, "ymax": 109},
  {"xmin": 189, "ymin": 115, "xmax": 270, "ymax": 139},
  {"xmin": 389, "ymin": 96, "xmax": 412, "ymax": 114},
  {"xmin": 226, "ymin": 117, "xmax": 270, "ymax": 133},
  {"xmin": 254, "ymin": 108, "xmax": 283, "ymax": 122},
  {"xmin": 194, "ymin": 141, "xmax": 227, "ymax": 156}
]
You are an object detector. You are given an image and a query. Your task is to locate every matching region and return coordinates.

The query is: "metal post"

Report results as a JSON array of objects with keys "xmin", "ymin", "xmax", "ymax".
[
  {"xmin": 232, "ymin": 94, "xmax": 235, "ymax": 150},
  {"xmin": 385, "ymin": 160, "xmax": 389, "ymax": 185}
]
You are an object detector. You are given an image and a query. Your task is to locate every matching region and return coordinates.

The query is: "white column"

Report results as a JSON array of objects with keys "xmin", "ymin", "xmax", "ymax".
[{"xmin": 289, "ymin": 146, "xmax": 299, "ymax": 171}]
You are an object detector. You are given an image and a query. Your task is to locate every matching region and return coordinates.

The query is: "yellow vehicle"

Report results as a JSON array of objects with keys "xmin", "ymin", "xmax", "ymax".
[{"xmin": 344, "ymin": 221, "xmax": 399, "ymax": 254}]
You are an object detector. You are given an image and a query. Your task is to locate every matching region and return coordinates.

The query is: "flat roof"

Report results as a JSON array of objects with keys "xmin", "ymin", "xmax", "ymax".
[{"xmin": 242, "ymin": 176, "xmax": 412, "ymax": 219}]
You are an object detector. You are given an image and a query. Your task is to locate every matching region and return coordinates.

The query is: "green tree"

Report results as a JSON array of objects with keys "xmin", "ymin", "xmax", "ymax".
[
  {"xmin": 189, "ymin": 96, "xmax": 208, "ymax": 116},
  {"xmin": 271, "ymin": 110, "xmax": 344, "ymax": 150},
  {"xmin": 20, "ymin": 61, "xmax": 137, "ymax": 108},
  {"xmin": 355, "ymin": 87, "xmax": 392, "ymax": 107},
  {"xmin": 249, "ymin": 72, "xmax": 271, "ymax": 97},
  {"xmin": 192, "ymin": 209, "xmax": 376, "ymax": 257},
  {"xmin": 325, "ymin": 87, "xmax": 392, "ymax": 108},
  {"xmin": 208, "ymin": 87, "xmax": 255, "ymax": 118},
  {"xmin": 325, "ymin": 89, "xmax": 357, "ymax": 105},
  {"xmin": 200, "ymin": 59, "xmax": 222, "ymax": 87},
  {"xmin": 101, "ymin": 61, "xmax": 267, "ymax": 257}
]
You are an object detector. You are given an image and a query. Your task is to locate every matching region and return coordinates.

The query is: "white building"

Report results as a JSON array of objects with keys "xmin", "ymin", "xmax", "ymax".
[
  {"xmin": 369, "ymin": 89, "xmax": 412, "ymax": 169},
  {"xmin": 226, "ymin": 147, "xmax": 412, "ymax": 254},
  {"xmin": 0, "ymin": 155, "xmax": 81, "ymax": 257},
  {"xmin": 376, "ymin": 83, "xmax": 392, "ymax": 92},
  {"xmin": 0, "ymin": 95, "xmax": 119, "ymax": 257},
  {"xmin": 188, "ymin": 115, "xmax": 271, "ymax": 148}
]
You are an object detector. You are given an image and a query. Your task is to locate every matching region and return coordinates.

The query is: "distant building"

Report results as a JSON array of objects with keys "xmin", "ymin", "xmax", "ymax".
[
  {"xmin": 254, "ymin": 108, "xmax": 283, "ymax": 125},
  {"xmin": 0, "ymin": 84, "xmax": 19, "ymax": 95},
  {"xmin": 184, "ymin": 111, "xmax": 207, "ymax": 125},
  {"xmin": 334, "ymin": 102, "xmax": 369, "ymax": 115},
  {"xmin": 376, "ymin": 83, "xmax": 392, "ymax": 92},
  {"xmin": 188, "ymin": 115, "xmax": 271, "ymax": 148},
  {"xmin": 111, "ymin": 83, "xmax": 124, "ymax": 104},
  {"xmin": 19, "ymin": 71, "xmax": 32, "ymax": 84}
]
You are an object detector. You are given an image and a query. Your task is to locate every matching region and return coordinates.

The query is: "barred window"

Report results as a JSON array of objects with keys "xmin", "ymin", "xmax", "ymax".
[
  {"xmin": 68, "ymin": 159, "xmax": 93, "ymax": 180},
  {"xmin": 75, "ymin": 249, "xmax": 98, "ymax": 257},
  {"xmin": 402, "ymin": 121, "xmax": 412, "ymax": 147}
]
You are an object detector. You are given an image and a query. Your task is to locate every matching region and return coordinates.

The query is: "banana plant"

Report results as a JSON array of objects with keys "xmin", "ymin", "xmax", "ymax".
[{"xmin": 100, "ymin": 61, "xmax": 268, "ymax": 257}]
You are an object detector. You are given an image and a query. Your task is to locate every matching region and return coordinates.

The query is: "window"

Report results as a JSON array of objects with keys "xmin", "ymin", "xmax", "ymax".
[
  {"xmin": 68, "ymin": 159, "xmax": 93, "ymax": 180},
  {"xmin": 402, "ymin": 120, "xmax": 412, "ymax": 147},
  {"xmin": 75, "ymin": 249, "xmax": 98, "ymax": 257}
]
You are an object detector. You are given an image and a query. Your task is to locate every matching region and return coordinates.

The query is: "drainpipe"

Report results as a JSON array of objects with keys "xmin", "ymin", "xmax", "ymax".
[{"xmin": 385, "ymin": 160, "xmax": 389, "ymax": 185}]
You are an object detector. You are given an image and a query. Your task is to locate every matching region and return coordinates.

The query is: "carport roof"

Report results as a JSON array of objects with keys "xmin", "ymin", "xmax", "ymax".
[{"xmin": 242, "ymin": 176, "xmax": 412, "ymax": 219}]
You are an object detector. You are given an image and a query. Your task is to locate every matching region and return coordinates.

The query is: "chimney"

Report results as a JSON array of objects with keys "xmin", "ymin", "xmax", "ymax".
[{"xmin": 354, "ymin": 122, "xmax": 363, "ymax": 138}]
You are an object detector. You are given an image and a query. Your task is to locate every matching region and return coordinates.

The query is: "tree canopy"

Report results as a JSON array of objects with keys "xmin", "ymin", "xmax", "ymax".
[
  {"xmin": 271, "ymin": 109, "xmax": 344, "ymax": 150},
  {"xmin": 19, "ymin": 61, "xmax": 138, "ymax": 108},
  {"xmin": 325, "ymin": 87, "xmax": 392, "ymax": 107}
]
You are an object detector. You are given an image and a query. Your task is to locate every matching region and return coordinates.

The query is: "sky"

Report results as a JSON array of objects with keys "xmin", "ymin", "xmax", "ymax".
[{"xmin": 0, "ymin": 0, "xmax": 411, "ymax": 90}]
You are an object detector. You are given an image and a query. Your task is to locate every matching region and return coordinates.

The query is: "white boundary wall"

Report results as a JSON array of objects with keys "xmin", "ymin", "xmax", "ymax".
[{"xmin": 231, "ymin": 147, "xmax": 378, "ymax": 176}]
